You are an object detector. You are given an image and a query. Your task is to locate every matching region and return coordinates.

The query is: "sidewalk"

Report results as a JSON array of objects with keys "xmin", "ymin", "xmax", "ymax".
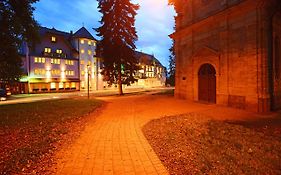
[{"xmin": 0, "ymin": 87, "xmax": 173, "ymax": 105}]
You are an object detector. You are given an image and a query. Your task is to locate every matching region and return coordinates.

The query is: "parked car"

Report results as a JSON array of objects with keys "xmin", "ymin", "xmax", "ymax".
[{"xmin": 0, "ymin": 89, "xmax": 7, "ymax": 101}]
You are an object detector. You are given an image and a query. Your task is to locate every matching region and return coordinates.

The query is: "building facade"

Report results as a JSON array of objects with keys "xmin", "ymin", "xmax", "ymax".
[
  {"xmin": 170, "ymin": 0, "xmax": 281, "ymax": 112},
  {"xmin": 133, "ymin": 51, "xmax": 166, "ymax": 87},
  {"xmin": 20, "ymin": 27, "xmax": 103, "ymax": 93}
]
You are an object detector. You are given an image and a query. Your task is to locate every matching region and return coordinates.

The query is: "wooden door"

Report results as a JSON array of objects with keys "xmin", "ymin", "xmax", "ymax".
[{"xmin": 198, "ymin": 64, "xmax": 216, "ymax": 103}]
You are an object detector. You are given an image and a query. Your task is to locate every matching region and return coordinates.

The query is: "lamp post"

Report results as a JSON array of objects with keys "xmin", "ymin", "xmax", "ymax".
[{"xmin": 87, "ymin": 65, "xmax": 90, "ymax": 99}]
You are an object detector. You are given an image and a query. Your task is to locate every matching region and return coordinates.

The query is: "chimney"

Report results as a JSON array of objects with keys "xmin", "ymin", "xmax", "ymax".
[{"xmin": 70, "ymin": 30, "xmax": 73, "ymax": 35}]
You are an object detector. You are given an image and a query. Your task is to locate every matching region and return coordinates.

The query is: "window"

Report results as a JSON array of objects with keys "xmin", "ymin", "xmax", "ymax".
[
  {"xmin": 34, "ymin": 69, "xmax": 46, "ymax": 75},
  {"xmin": 71, "ymin": 82, "xmax": 76, "ymax": 88},
  {"xmin": 88, "ymin": 61, "xmax": 92, "ymax": 65},
  {"xmin": 51, "ymin": 59, "xmax": 60, "ymax": 65},
  {"xmin": 66, "ymin": 70, "xmax": 75, "ymax": 76},
  {"xmin": 81, "ymin": 71, "xmax": 85, "ymax": 76},
  {"xmin": 51, "ymin": 69, "xmax": 60, "ymax": 75},
  {"xmin": 51, "ymin": 36, "xmax": 56, "ymax": 42},
  {"xmin": 50, "ymin": 82, "xmax": 56, "ymax": 89},
  {"xmin": 88, "ymin": 41, "xmax": 92, "ymax": 45},
  {"xmin": 34, "ymin": 57, "xmax": 45, "ymax": 63},
  {"xmin": 44, "ymin": 48, "xmax": 51, "ymax": 53},
  {"xmin": 81, "ymin": 60, "xmax": 85, "ymax": 65},
  {"xmin": 81, "ymin": 49, "xmax": 85, "ymax": 54},
  {"xmin": 80, "ymin": 39, "xmax": 84, "ymax": 44},
  {"xmin": 59, "ymin": 82, "xmax": 64, "ymax": 89},
  {"xmin": 88, "ymin": 50, "xmax": 92, "ymax": 55},
  {"xmin": 65, "ymin": 60, "xmax": 74, "ymax": 65},
  {"xmin": 65, "ymin": 82, "xmax": 70, "ymax": 89},
  {"xmin": 93, "ymin": 42, "xmax": 96, "ymax": 47},
  {"xmin": 56, "ymin": 49, "xmax": 63, "ymax": 54}
]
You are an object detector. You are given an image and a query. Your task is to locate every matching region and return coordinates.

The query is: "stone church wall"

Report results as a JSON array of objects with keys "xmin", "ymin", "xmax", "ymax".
[{"xmin": 173, "ymin": 0, "xmax": 280, "ymax": 112}]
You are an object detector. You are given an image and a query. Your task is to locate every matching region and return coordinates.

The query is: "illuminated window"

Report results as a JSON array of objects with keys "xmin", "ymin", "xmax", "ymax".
[
  {"xmin": 94, "ymin": 51, "xmax": 96, "ymax": 56},
  {"xmin": 81, "ymin": 71, "xmax": 85, "ymax": 76},
  {"xmin": 65, "ymin": 60, "xmax": 74, "ymax": 65},
  {"xmin": 35, "ymin": 57, "xmax": 46, "ymax": 63},
  {"xmin": 56, "ymin": 49, "xmax": 63, "ymax": 54},
  {"xmin": 88, "ymin": 50, "xmax": 92, "ymax": 55},
  {"xmin": 51, "ymin": 59, "xmax": 60, "ymax": 65},
  {"xmin": 81, "ymin": 60, "xmax": 85, "ymax": 65},
  {"xmin": 71, "ymin": 82, "xmax": 76, "ymax": 88},
  {"xmin": 44, "ymin": 48, "xmax": 51, "ymax": 53},
  {"xmin": 81, "ymin": 49, "xmax": 85, "ymax": 54},
  {"xmin": 51, "ymin": 69, "xmax": 60, "ymax": 75},
  {"xmin": 88, "ymin": 61, "xmax": 92, "ymax": 65},
  {"xmin": 88, "ymin": 41, "xmax": 92, "ymax": 45},
  {"xmin": 34, "ymin": 69, "xmax": 46, "ymax": 75},
  {"xmin": 34, "ymin": 69, "xmax": 39, "ymax": 75},
  {"xmin": 50, "ymin": 83, "xmax": 56, "ymax": 89},
  {"xmin": 93, "ymin": 42, "xmax": 96, "ymax": 47},
  {"xmin": 80, "ymin": 39, "xmax": 84, "ymax": 44},
  {"xmin": 81, "ymin": 81, "xmax": 85, "ymax": 88},
  {"xmin": 59, "ymin": 82, "xmax": 64, "ymax": 89},
  {"xmin": 65, "ymin": 82, "xmax": 70, "ymax": 88},
  {"xmin": 51, "ymin": 36, "xmax": 56, "ymax": 42},
  {"xmin": 65, "ymin": 70, "xmax": 74, "ymax": 76}
]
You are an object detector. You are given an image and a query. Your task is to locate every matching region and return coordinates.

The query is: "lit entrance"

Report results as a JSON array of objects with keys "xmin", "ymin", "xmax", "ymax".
[{"xmin": 198, "ymin": 63, "xmax": 216, "ymax": 103}]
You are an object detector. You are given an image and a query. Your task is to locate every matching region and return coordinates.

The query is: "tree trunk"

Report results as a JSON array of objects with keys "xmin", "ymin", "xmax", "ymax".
[{"xmin": 118, "ymin": 67, "xmax": 124, "ymax": 95}]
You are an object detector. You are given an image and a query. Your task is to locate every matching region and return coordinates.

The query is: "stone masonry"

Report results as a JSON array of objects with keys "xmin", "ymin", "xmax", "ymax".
[{"xmin": 170, "ymin": 0, "xmax": 281, "ymax": 112}]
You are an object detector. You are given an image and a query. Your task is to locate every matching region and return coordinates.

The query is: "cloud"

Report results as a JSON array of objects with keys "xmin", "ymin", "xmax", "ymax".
[{"xmin": 33, "ymin": 0, "xmax": 175, "ymax": 67}]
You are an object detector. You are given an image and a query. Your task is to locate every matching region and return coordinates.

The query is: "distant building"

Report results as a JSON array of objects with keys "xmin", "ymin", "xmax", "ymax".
[
  {"xmin": 20, "ymin": 26, "xmax": 103, "ymax": 93},
  {"xmin": 170, "ymin": 0, "xmax": 281, "ymax": 112},
  {"xmin": 133, "ymin": 51, "xmax": 166, "ymax": 87}
]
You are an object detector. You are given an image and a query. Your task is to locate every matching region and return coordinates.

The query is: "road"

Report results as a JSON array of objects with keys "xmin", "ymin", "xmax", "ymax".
[{"xmin": 0, "ymin": 87, "xmax": 173, "ymax": 105}]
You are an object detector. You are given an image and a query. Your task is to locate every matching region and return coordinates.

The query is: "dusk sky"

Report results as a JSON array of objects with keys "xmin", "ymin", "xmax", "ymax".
[{"xmin": 33, "ymin": 0, "xmax": 176, "ymax": 67}]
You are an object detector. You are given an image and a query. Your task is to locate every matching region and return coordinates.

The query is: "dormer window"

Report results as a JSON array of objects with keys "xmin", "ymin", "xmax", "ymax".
[
  {"xmin": 81, "ymin": 39, "xmax": 85, "ymax": 44},
  {"xmin": 56, "ymin": 49, "xmax": 63, "ymax": 54},
  {"xmin": 51, "ymin": 36, "xmax": 56, "ymax": 42},
  {"xmin": 88, "ymin": 41, "xmax": 92, "ymax": 45},
  {"xmin": 44, "ymin": 47, "xmax": 51, "ymax": 53}
]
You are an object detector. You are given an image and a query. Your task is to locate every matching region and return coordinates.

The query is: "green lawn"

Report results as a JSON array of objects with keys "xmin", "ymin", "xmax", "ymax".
[{"xmin": 0, "ymin": 98, "xmax": 102, "ymax": 174}]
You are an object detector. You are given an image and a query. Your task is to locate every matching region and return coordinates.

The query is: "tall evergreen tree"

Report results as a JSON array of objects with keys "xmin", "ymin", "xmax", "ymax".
[
  {"xmin": 0, "ymin": 0, "xmax": 39, "ymax": 85},
  {"xmin": 96, "ymin": 0, "xmax": 139, "ymax": 95},
  {"xmin": 167, "ymin": 41, "xmax": 175, "ymax": 86}
]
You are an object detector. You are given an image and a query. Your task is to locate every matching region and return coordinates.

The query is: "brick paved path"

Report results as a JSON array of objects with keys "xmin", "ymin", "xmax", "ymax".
[{"xmin": 53, "ymin": 94, "xmax": 257, "ymax": 175}]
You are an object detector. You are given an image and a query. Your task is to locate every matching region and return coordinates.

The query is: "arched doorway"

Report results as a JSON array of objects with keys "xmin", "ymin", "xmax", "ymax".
[{"xmin": 198, "ymin": 63, "xmax": 216, "ymax": 103}]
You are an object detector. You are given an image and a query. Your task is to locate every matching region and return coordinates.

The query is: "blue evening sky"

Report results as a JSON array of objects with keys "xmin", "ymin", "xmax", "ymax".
[{"xmin": 33, "ymin": 0, "xmax": 176, "ymax": 67}]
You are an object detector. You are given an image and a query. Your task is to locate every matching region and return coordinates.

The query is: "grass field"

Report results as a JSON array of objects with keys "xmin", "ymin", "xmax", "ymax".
[
  {"xmin": 0, "ymin": 98, "xmax": 102, "ymax": 174},
  {"xmin": 143, "ymin": 113, "xmax": 281, "ymax": 175}
]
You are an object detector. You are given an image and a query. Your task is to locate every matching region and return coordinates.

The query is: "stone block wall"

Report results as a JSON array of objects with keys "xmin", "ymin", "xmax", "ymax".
[{"xmin": 172, "ymin": 0, "xmax": 280, "ymax": 112}]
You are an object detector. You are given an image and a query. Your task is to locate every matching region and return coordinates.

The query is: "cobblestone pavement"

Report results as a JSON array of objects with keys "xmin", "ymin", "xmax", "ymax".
[{"xmin": 53, "ymin": 94, "xmax": 260, "ymax": 175}]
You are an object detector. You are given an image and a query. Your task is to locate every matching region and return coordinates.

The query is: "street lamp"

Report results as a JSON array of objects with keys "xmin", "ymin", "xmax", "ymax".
[{"xmin": 87, "ymin": 65, "xmax": 91, "ymax": 99}]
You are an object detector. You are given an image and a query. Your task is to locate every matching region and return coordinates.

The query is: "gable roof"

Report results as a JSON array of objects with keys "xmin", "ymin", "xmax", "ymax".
[
  {"xmin": 135, "ymin": 51, "xmax": 164, "ymax": 68},
  {"xmin": 39, "ymin": 27, "xmax": 71, "ymax": 38},
  {"xmin": 38, "ymin": 26, "xmax": 78, "ymax": 53},
  {"xmin": 73, "ymin": 27, "xmax": 96, "ymax": 40}
]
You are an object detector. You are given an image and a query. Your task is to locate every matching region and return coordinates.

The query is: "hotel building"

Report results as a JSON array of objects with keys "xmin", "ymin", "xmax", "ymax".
[
  {"xmin": 133, "ymin": 51, "xmax": 166, "ymax": 87},
  {"xmin": 20, "ymin": 26, "xmax": 103, "ymax": 93}
]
